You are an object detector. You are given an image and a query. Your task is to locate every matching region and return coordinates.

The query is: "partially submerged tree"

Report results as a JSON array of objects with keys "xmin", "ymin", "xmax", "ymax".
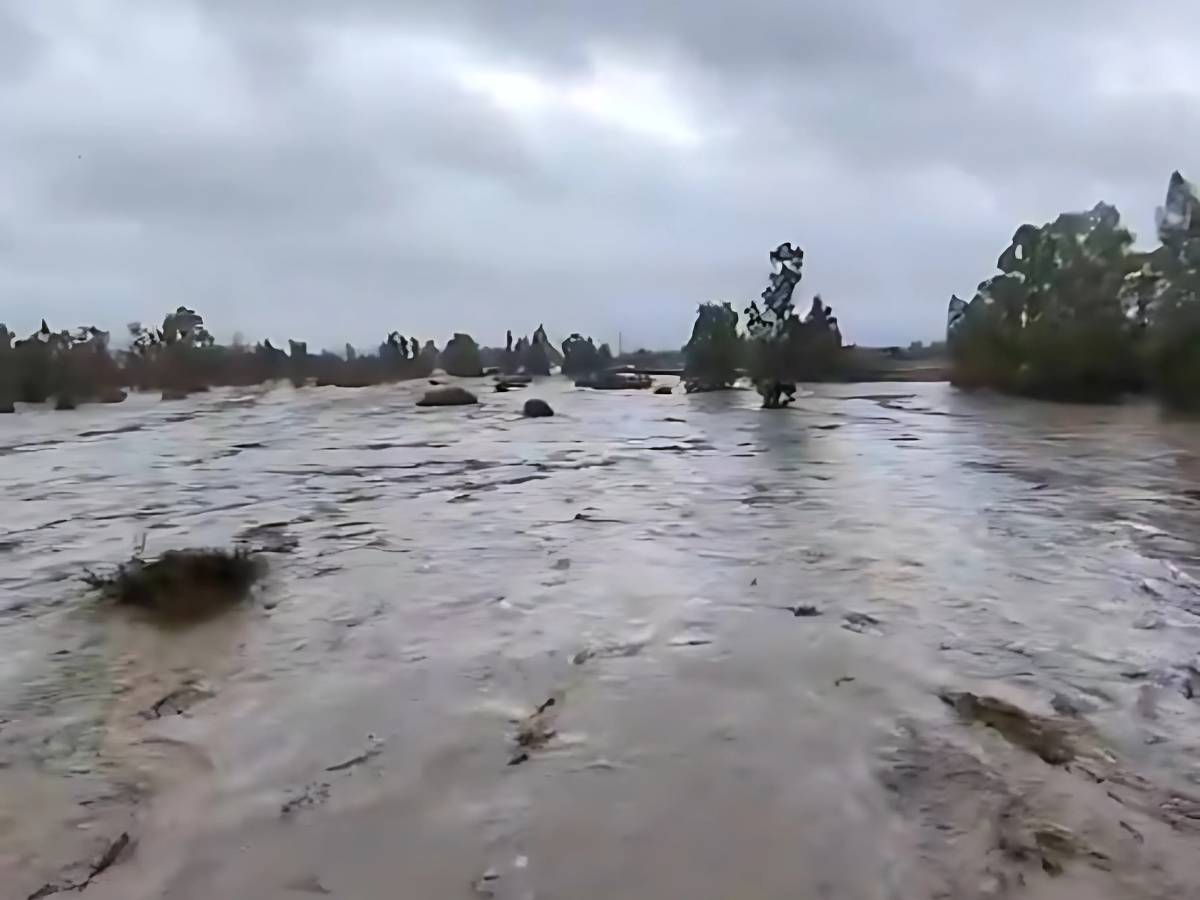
[
  {"xmin": 683, "ymin": 302, "xmax": 741, "ymax": 392},
  {"xmin": 743, "ymin": 243, "xmax": 842, "ymax": 407},
  {"xmin": 561, "ymin": 333, "xmax": 603, "ymax": 376},
  {"xmin": 441, "ymin": 333, "xmax": 483, "ymax": 377}
]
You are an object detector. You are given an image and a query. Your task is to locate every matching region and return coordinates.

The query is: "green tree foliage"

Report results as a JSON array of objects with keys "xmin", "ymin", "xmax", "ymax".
[
  {"xmin": 744, "ymin": 243, "xmax": 843, "ymax": 408},
  {"xmin": 441, "ymin": 333, "xmax": 483, "ymax": 377},
  {"xmin": 0, "ymin": 324, "xmax": 13, "ymax": 411},
  {"xmin": 683, "ymin": 302, "xmax": 741, "ymax": 391},
  {"xmin": 1145, "ymin": 230, "xmax": 1200, "ymax": 411},
  {"xmin": 561, "ymin": 333, "xmax": 603, "ymax": 376},
  {"xmin": 949, "ymin": 203, "xmax": 1143, "ymax": 401},
  {"xmin": 522, "ymin": 328, "xmax": 552, "ymax": 376}
]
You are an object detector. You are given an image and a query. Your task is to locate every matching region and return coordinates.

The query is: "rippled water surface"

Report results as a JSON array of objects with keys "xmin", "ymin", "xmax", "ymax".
[{"xmin": 4, "ymin": 380, "xmax": 1200, "ymax": 899}]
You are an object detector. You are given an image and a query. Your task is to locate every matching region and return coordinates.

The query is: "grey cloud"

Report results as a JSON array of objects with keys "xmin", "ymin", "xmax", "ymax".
[{"xmin": 1, "ymin": 0, "xmax": 1196, "ymax": 351}]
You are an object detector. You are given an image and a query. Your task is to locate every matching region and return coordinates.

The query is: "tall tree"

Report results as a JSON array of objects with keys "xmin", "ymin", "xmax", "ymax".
[{"xmin": 683, "ymin": 302, "xmax": 741, "ymax": 391}]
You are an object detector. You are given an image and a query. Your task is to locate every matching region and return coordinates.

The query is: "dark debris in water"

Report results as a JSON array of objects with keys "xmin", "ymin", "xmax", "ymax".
[
  {"xmin": 83, "ymin": 547, "xmax": 265, "ymax": 623},
  {"xmin": 27, "ymin": 831, "xmax": 133, "ymax": 899},
  {"xmin": 841, "ymin": 611, "xmax": 881, "ymax": 633},
  {"xmin": 939, "ymin": 690, "xmax": 1075, "ymax": 765},
  {"xmin": 573, "ymin": 512, "xmax": 622, "ymax": 523},
  {"xmin": 325, "ymin": 735, "xmax": 384, "ymax": 773},
  {"xmin": 510, "ymin": 696, "xmax": 560, "ymax": 765},
  {"xmin": 140, "ymin": 682, "xmax": 215, "ymax": 720},
  {"xmin": 778, "ymin": 604, "xmax": 821, "ymax": 617},
  {"xmin": 281, "ymin": 782, "xmax": 330, "ymax": 819}
]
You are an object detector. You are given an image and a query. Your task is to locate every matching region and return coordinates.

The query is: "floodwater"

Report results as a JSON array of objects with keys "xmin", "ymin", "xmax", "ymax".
[{"xmin": 4, "ymin": 379, "xmax": 1200, "ymax": 899}]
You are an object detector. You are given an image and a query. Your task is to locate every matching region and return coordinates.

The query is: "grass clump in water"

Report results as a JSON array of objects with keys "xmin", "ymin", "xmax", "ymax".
[{"xmin": 84, "ymin": 547, "xmax": 265, "ymax": 622}]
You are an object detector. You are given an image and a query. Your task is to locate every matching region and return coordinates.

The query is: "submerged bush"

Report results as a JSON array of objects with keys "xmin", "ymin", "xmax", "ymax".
[
  {"xmin": 441, "ymin": 333, "xmax": 483, "ymax": 377},
  {"xmin": 84, "ymin": 547, "xmax": 265, "ymax": 622}
]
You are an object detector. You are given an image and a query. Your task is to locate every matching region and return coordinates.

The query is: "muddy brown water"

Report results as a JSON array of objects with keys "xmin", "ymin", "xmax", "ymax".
[{"xmin": 4, "ymin": 380, "xmax": 1200, "ymax": 899}]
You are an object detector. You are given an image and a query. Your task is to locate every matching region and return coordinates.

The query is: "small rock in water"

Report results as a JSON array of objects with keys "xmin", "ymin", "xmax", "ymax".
[
  {"xmin": 522, "ymin": 398, "xmax": 554, "ymax": 418},
  {"xmin": 417, "ymin": 386, "xmax": 478, "ymax": 407},
  {"xmin": 654, "ymin": 385, "xmax": 673, "ymax": 395},
  {"xmin": 780, "ymin": 604, "xmax": 821, "ymax": 617}
]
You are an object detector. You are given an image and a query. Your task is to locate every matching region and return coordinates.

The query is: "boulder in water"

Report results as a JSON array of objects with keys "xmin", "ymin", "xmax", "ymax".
[
  {"xmin": 417, "ymin": 386, "xmax": 478, "ymax": 407},
  {"xmin": 576, "ymin": 371, "xmax": 653, "ymax": 390},
  {"xmin": 161, "ymin": 389, "xmax": 189, "ymax": 401},
  {"xmin": 654, "ymin": 385, "xmax": 673, "ymax": 395},
  {"xmin": 98, "ymin": 388, "xmax": 128, "ymax": 404},
  {"xmin": 0, "ymin": 401, "xmax": 13, "ymax": 414},
  {"xmin": 523, "ymin": 398, "xmax": 554, "ymax": 418},
  {"xmin": 496, "ymin": 374, "xmax": 532, "ymax": 387},
  {"xmin": 54, "ymin": 395, "xmax": 77, "ymax": 411}
]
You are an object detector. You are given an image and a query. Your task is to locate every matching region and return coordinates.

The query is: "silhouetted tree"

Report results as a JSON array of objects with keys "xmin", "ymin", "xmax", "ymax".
[
  {"xmin": 745, "ymin": 243, "xmax": 804, "ymax": 408},
  {"xmin": 949, "ymin": 202, "xmax": 1142, "ymax": 400},
  {"xmin": 683, "ymin": 302, "xmax": 741, "ymax": 391},
  {"xmin": 442, "ymin": 333, "xmax": 483, "ymax": 377},
  {"xmin": 521, "ymin": 325, "xmax": 553, "ymax": 375},
  {"xmin": 561, "ymin": 334, "xmax": 603, "ymax": 376}
]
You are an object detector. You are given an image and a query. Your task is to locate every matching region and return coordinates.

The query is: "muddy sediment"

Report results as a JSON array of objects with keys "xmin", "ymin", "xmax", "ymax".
[{"xmin": 3, "ymin": 380, "xmax": 1200, "ymax": 898}]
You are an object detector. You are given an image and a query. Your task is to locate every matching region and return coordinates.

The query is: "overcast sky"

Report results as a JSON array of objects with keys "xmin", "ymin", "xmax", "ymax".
[{"xmin": 1, "ymin": 2, "xmax": 1196, "ymax": 351}]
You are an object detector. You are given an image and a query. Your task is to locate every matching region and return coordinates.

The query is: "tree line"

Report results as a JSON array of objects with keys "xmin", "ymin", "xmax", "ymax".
[
  {"xmin": 7, "ymin": 171, "xmax": 1198, "ymax": 415},
  {"xmin": 947, "ymin": 171, "xmax": 1200, "ymax": 410},
  {"xmin": 0, "ymin": 311, "xmax": 622, "ymax": 412}
]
